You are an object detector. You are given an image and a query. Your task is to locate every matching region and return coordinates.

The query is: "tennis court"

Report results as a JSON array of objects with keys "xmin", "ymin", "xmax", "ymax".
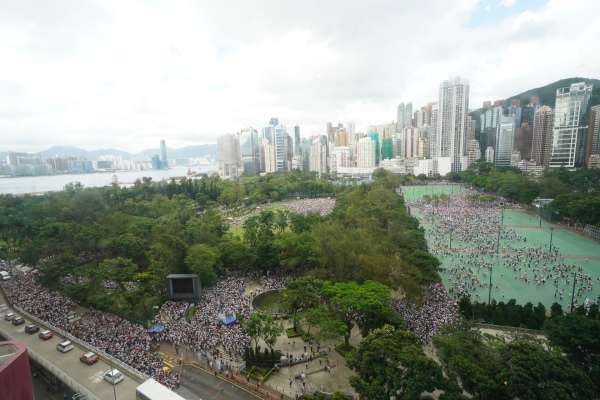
[{"xmin": 402, "ymin": 186, "xmax": 600, "ymax": 309}]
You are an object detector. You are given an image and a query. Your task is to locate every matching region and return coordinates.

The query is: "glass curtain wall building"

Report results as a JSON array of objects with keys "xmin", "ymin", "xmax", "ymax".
[{"xmin": 550, "ymin": 82, "xmax": 593, "ymax": 168}]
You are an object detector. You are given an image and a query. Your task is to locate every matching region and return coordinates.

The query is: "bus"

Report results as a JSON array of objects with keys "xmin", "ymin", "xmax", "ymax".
[{"xmin": 136, "ymin": 379, "xmax": 186, "ymax": 400}]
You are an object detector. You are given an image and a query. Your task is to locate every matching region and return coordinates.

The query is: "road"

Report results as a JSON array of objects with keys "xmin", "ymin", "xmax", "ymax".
[
  {"xmin": 171, "ymin": 363, "xmax": 261, "ymax": 400},
  {"xmin": 0, "ymin": 306, "xmax": 141, "ymax": 400}
]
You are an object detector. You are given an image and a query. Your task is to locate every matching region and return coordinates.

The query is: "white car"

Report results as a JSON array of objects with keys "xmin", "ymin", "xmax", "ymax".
[
  {"xmin": 4, "ymin": 312, "xmax": 14, "ymax": 321},
  {"xmin": 104, "ymin": 369, "xmax": 124, "ymax": 385}
]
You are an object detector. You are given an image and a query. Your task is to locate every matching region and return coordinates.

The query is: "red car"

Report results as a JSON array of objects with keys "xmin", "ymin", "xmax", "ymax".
[
  {"xmin": 38, "ymin": 330, "xmax": 54, "ymax": 340},
  {"xmin": 80, "ymin": 352, "xmax": 99, "ymax": 365},
  {"xmin": 12, "ymin": 316, "xmax": 25, "ymax": 325}
]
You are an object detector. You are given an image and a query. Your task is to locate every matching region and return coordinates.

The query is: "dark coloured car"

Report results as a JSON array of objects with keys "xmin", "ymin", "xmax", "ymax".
[
  {"xmin": 12, "ymin": 316, "xmax": 25, "ymax": 325},
  {"xmin": 39, "ymin": 330, "xmax": 54, "ymax": 340},
  {"xmin": 25, "ymin": 324, "xmax": 40, "ymax": 334}
]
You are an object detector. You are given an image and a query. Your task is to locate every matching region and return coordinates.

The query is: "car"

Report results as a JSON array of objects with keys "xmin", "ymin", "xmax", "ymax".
[
  {"xmin": 104, "ymin": 369, "xmax": 124, "ymax": 385},
  {"xmin": 56, "ymin": 340, "xmax": 73, "ymax": 352},
  {"xmin": 4, "ymin": 312, "xmax": 14, "ymax": 321},
  {"xmin": 25, "ymin": 324, "xmax": 40, "ymax": 334},
  {"xmin": 12, "ymin": 316, "xmax": 25, "ymax": 325},
  {"xmin": 80, "ymin": 352, "xmax": 100, "ymax": 365},
  {"xmin": 38, "ymin": 330, "xmax": 54, "ymax": 340}
]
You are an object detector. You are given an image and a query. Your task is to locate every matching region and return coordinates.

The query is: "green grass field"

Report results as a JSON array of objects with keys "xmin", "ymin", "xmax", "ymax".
[{"xmin": 402, "ymin": 186, "xmax": 600, "ymax": 309}]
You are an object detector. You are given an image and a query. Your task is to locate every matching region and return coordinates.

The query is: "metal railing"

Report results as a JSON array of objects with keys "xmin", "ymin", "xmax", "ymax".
[
  {"xmin": 27, "ymin": 347, "xmax": 99, "ymax": 400},
  {"xmin": 0, "ymin": 326, "xmax": 98, "ymax": 400},
  {"xmin": 12, "ymin": 305, "xmax": 151, "ymax": 383}
]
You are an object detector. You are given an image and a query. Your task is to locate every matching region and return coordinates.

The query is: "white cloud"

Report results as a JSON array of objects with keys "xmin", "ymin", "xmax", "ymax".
[
  {"xmin": 502, "ymin": 0, "xmax": 517, "ymax": 8},
  {"xmin": 0, "ymin": 0, "xmax": 599, "ymax": 153}
]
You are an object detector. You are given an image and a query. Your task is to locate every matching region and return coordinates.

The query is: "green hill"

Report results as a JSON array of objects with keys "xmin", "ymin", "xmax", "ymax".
[
  {"xmin": 470, "ymin": 77, "xmax": 600, "ymax": 137},
  {"xmin": 505, "ymin": 77, "xmax": 600, "ymax": 108}
]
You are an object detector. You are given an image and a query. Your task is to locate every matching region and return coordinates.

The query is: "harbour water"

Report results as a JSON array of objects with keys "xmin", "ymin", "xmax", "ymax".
[{"xmin": 0, "ymin": 166, "xmax": 218, "ymax": 195}]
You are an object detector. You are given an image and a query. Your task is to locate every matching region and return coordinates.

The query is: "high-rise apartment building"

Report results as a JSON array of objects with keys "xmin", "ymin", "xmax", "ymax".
[
  {"xmin": 531, "ymin": 106, "xmax": 553, "ymax": 167},
  {"xmin": 381, "ymin": 138, "xmax": 393, "ymax": 161},
  {"xmin": 585, "ymin": 105, "xmax": 600, "ymax": 167},
  {"xmin": 357, "ymin": 137, "xmax": 376, "ymax": 167},
  {"xmin": 550, "ymin": 82, "xmax": 593, "ymax": 168},
  {"xmin": 435, "ymin": 77, "xmax": 470, "ymax": 173},
  {"xmin": 309, "ymin": 140, "xmax": 328, "ymax": 174},
  {"xmin": 367, "ymin": 132, "xmax": 380, "ymax": 166},
  {"xmin": 402, "ymin": 126, "xmax": 420, "ymax": 159},
  {"xmin": 515, "ymin": 123, "xmax": 534, "ymax": 162},
  {"xmin": 396, "ymin": 102, "xmax": 413, "ymax": 132}
]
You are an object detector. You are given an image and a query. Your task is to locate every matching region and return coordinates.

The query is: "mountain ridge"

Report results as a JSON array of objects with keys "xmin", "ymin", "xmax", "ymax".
[{"xmin": 0, "ymin": 144, "xmax": 218, "ymax": 162}]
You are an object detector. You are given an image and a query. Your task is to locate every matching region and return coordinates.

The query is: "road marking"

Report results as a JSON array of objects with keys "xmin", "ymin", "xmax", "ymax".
[{"xmin": 88, "ymin": 370, "xmax": 105, "ymax": 384}]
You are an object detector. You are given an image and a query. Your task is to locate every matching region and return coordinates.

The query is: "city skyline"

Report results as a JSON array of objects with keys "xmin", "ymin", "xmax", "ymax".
[{"xmin": 2, "ymin": 0, "xmax": 600, "ymax": 154}]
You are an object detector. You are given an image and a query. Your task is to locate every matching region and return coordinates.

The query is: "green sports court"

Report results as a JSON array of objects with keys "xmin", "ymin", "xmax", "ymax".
[{"xmin": 401, "ymin": 185, "xmax": 600, "ymax": 309}]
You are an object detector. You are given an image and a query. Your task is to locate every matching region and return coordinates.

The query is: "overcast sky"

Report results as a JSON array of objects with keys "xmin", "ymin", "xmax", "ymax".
[{"xmin": 1, "ymin": 0, "xmax": 599, "ymax": 154}]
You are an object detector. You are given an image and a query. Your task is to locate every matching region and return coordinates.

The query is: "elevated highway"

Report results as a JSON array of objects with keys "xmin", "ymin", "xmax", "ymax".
[{"xmin": 0, "ymin": 299, "xmax": 145, "ymax": 400}]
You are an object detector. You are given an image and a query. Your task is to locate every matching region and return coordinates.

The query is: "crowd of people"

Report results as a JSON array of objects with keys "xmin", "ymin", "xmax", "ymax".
[
  {"xmin": 3, "ymin": 270, "xmax": 179, "ymax": 389},
  {"xmin": 283, "ymin": 197, "xmax": 335, "ymax": 216},
  {"xmin": 391, "ymin": 283, "xmax": 460, "ymax": 343},
  {"xmin": 408, "ymin": 190, "xmax": 599, "ymax": 312}
]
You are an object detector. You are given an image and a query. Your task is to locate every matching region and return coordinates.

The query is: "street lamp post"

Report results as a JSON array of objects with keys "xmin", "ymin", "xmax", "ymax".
[
  {"xmin": 549, "ymin": 227, "xmax": 554, "ymax": 253},
  {"xmin": 570, "ymin": 272, "xmax": 577, "ymax": 314},
  {"xmin": 449, "ymin": 227, "xmax": 453, "ymax": 250},
  {"xmin": 488, "ymin": 266, "xmax": 493, "ymax": 304},
  {"xmin": 109, "ymin": 356, "xmax": 117, "ymax": 400},
  {"xmin": 539, "ymin": 204, "xmax": 542, "ymax": 227}
]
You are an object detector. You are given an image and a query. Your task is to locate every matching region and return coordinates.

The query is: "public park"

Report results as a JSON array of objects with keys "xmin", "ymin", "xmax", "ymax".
[
  {"xmin": 1, "ymin": 168, "xmax": 600, "ymax": 399},
  {"xmin": 402, "ymin": 184, "xmax": 600, "ymax": 311}
]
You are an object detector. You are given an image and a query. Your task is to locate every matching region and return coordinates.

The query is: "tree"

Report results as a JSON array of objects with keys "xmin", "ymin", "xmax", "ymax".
[
  {"xmin": 243, "ymin": 312, "xmax": 284, "ymax": 351},
  {"xmin": 544, "ymin": 314, "xmax": 600, "ymax": 392},
  {"xmin": 320, "ymin": 280, "xmax": 392, "ymax": 347},
  {"xmin": 185, "ymin": 244, "xmax": 221, "ymax": 285},
  {"xmin": 347, "ymin": 324, "xmax": 450, "ymax": 400},
  {"xmin": 283, "ymin": 276, "xmax": 322, "ymax": 331}
]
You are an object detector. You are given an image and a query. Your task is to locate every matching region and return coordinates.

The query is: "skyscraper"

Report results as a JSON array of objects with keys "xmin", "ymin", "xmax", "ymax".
[
  {"xmin": 494, "ymin": 115, "xmax": 515, "ymax": 166},
  {"xmin": 550, "ymin": 82, "xmax": 593, "ymax": 168},
  {"xmin": 435, "ymin": 77, "xmax": 470, "ymax": 173},
  {"xmin": 274, "ymin": 125, "xmax": 288, "ymax": 171},
  {"xmin": 367, "ymin": 132, "xmax": 380, "ymax": 166},
  {"xmin": 531, "ymin": 106, "xmax": 553, "ymax": 167},
  {"xmin": 160, "ymin": 140, "xmax": 168, "ymax": 169},
  {"xmin": 357, "ymin": 137, "xmax": 376, "ymax": 167},
  {"xmin": 239, "ymin": 127, "xmax": 259, "ymax": 175},
  {"xmin": 515, "ymin": 123, "xmax": 534, "ymax": 162},
  {"xmin": 404, "ymin": 102, "xmax": 413, "ymax": 129},
  {"xmin": 217, "ymin": 133, "xmax": 240, "ymax": 177},
  {"xmin": 585, "ymin": 105, "xmax": 600, "ymax": 167},
  {"xmin": 396, "ymin": 103, "xmax": 405, "ymax": 132}
]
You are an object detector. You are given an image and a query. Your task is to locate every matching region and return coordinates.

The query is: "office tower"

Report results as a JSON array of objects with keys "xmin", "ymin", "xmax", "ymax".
[
  {"xmin": 402, "ymin": 126, "xmax": 420, "ymax": 159},
  {"xmin": 495, "ymin": 115, "xmax": 515, "ymax": 166},
  {"xmin": 274, "ymin": 125, "xmax": 288, "ymax": 171},
  {"xmin": 287, "ymin": 125, "xmax": 300, "ymax": 155},
  {"xmin": 159, "ymin": 140, "xmax": 168, "ymax": 169},
  {"xmin": 396, "ymin": 103, "xmax": 405, "ymax": 132},
  {"xmin": 367, "ymin": 132, "xmax": 380, "ymax": 166},
  {"xmin": 436, "ymin": 77, "xmax": 470, "ymax": 172},
  {"xmin": 309, "ymin": 140, "xmax": 328, "ymax": 174},
  {"xmin": 239, "ymin": 127, "xmax": 259, "ymax": 175},
  {"xmin": 531, "ymin": 106, "xmax": 554, "ymax": 167},
  {"xmin": 261, "ymin": 125, "xmax": 274, "ymax": 145},
  {"xmin": 381, "ymin": 138, "xmax": 393, "ymax": 160},
  {"xmin": 404, "ymin": 102, "xmax": 413, "ymax": 129},
  {"xmin": 217, "ymin": 133, "xmax": 241, "ymax": 177},
  {"xmin": 269, "ymin": 118, "xmax": 279, "ymax": 127},
  {"xmin": 516, "ymin": 123, "xmax": 534, "ymax": 162},
  {"xmin": 585, "ymin": 105, "xmax": 600, "ymax": 167},
  {"xmin": 292, "ymin": 125, "xmax": 301, "ymax": 156},
  {"xmin": 357, "ymin": 137, "xmax": 376, "ymax": 167},
  {"xmin": 550, "ymin": 82, "xmax": 593, "ymax": 168}
]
